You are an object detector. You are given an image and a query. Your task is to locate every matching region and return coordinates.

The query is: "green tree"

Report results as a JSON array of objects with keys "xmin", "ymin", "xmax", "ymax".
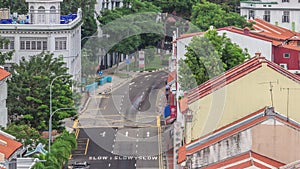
[
  {"xmin": 205, "ymin": 29, "xmax": 250, "ymax": 70},
  {"xmin": 0, "ymin": 37, "xmax": 13, "ymax": 65},
  {"xmin": 182, "ymin": 29, "xmax": 249, "ymax": 86},
  {"xmin": 7, "ymin": 53, "xmax": 76, "ymax": 131},
  {"xmin": 178, "ymin": 59, "xmax": 198, "ymax": 91},
  {"xmin": 32, "ymin": 131, "xmax": 77, "ymax": 169},
  {"xmin": 184, "ymin": 35, "xmax": 224, "ymax": 85},
  {"xmin": 191, "ymin": 1, "xmax": 252, "ymax": 31},
  {"xmin": 98, "ymin": 0, "xmax": 162, "ymax": 67},
  {"xmin": 0, "ymin": 0, "xmax": 27, "ymax": 14},
  {"xmin": 143, "ymin": 0, "xmax": 197, "ymax": 19},
  {"xmin": 4, "ymin": 124, "xmax": 46, "ymax": 148}
]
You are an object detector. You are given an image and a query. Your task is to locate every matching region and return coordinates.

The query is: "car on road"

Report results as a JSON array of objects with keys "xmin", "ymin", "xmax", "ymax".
[{"xmin": 71, "ymin": 161, "xmax": 90, "ymax": 169}]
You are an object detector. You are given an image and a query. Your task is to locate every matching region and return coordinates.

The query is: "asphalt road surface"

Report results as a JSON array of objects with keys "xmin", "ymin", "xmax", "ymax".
[{"xmin": 71, "ymin": 71, "xmax": 168, "ymax": 169}]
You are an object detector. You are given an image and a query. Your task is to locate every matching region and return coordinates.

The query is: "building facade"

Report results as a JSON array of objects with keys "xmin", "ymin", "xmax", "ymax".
[
  {"xmin": 0, "ymin": 0, "xmax": 82, "ymax": 83},
  {"xmin": 185, "ymin": 56, "xmax": 300, "ymax": 144},
  {"xmin": 240, "ymin": 0, "xmax": 300, "ymax": 32},
  {"xmin": 95, "ymin": 0, "xmax": 124, "ymax": 12},
  {"xmin": 178, "ymin": 107, "xmax": 300, "ymax": 168},
  {"xmin": 0, "ymin": 68, "xmax": 10, "ymax": 128}
]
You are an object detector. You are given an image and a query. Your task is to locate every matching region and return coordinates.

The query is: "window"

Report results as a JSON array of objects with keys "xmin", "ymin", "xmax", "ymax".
[
  {"xmin": 0, "ymin": 37, "xmax": 15, "ymax": 50},
  {"xmin": 282, "ymin": 0, "xmax": 289, "ymax": 2},
  {"xmin": 50, "ymin": 6, "xmax": 56, "ymax": 23},
  {"xmin": 55, "ymin": 37, "xmax": 67, "ymax": 50},
  {"xmin": 283, "ymin": 53, "xmax": 290, "ymax": 58},
  {"xmin": 38, "ymin": 6, "xmax": 45, "ymax": 24},
  {"xmin": 282, "ymin": 11, "xmax": 289, "ymax": 23},
  {"xmin": 116, "ymin": 2, "xmax": 120, "ymax": 7},
  {"xmin": 280, "ymin": 63, "xmax": 288, "ymax": 69},
  {"xmin": 20, "ymin": 37, "xmax": 48, "ymax": 50},
  {"xmin": 263, "ymin": 10, "xmax": 270, "ymax": 22},
  {"xmin": 249, "ymin": 10, "xmax": 255, "ymax": 19}
]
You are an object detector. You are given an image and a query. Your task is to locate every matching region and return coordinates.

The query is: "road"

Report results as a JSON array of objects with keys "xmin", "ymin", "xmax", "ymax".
[{"xmin": 71, "ymin": 71, "xmax": 168, "ymax": 169}]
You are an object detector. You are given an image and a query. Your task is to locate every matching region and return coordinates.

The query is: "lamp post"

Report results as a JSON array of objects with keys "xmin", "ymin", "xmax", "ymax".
[
  {"xmin": 48, "ymin": 107, "xmax": 72, "ymax": 153},
  {"xmin": 49, "ymin": 74, "xmax": 68, "ymax": 153}
]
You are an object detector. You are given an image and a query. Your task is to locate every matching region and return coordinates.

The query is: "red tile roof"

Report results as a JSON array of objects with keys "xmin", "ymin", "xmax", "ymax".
[
  {"xmin": 188, "ymin": 56, "xmax": 300, "ymax": 104},
  {"xmin": 178, "ymin": 107, "xmax": 300, "ymax": 164},
  {"xmin": 0, "ymin": 67, "xmax": 10, "ymax": 81},
  {"xmin": 201, "ymin": 151, "xmax": 285, "ymax": 169},
  {"xmin": 217, "ymin": 26, "xmax": 282, "ymax": 46},
  {"xmin": 250, "ymin": 18, "xmax": 298, "ymax": 41},
  {"xmin": 176, "ymin": 32, "xmax": 204, "ymax": 41},
  {"xmin": 167, "ymin": 70, "xmax": 176, "ymax": 84},
  {"xmin": 0, "ymin": 132, "xmax": 22, "ymax": 159}
]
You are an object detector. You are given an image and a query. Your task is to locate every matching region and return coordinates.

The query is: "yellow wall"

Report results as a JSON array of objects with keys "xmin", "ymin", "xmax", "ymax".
[{"xmin": 189, "ymin": 63, "xmax": 300, "ymax": 142}]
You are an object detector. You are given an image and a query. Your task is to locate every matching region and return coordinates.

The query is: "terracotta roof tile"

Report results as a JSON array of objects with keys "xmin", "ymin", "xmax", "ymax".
[
  {"xmin": 176, "ymin": 32, "xmax": 204, "ymax": 41},
  {"xmin": 180, "ymin": 107, "xmax": 300, "ymax": 160},
  {"xmin": 0, "ymin": 67, "xmax": 10, "ymax": 81},
  {"xmin": 188, "ymin": 57, "xmax": 300, "ymax": 104},
  {"xmin": 0, "ymin": 132, "xmax": 22, "ymax": 159},
  {"xmin": 167, "ymin": 70, "xmax": 176, "ymax": 84}
]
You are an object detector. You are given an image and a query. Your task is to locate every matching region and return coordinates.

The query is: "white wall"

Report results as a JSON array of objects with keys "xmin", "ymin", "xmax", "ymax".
[
  {"xmin": 240, "ymin": 0, "xmax": 300, "ymax": 32},
  {"xmin": 218, "ymin": 30, "xmax": 272, "ymax": 60},
  {"xmin": 0, "ymin": 80, "xmax": 8, "ymax": 128}
]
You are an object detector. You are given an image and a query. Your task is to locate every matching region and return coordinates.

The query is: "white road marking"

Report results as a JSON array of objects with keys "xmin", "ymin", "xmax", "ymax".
[
  {"xmin": 111, "ymin": 151, "xmax": 113, "ymax": 153},
  {"xmin": 109, "ymin": 163, "xmax": 111, "ymax": 167},
  {"xmin": 100, "ymin": 131, "xmax": 106, "ymax": 137},
  {"xmin": 137, "ymin": 133, "xmax": 139, "ymax": 137},
  {"xmin": 112, "ymin": 144, "xmax": 114, "ymax": 147},
  {"xmin": 129, "ymin": 82, "xmax": 135, "ymax": 85},
  {"xmin": 147, "ymin": 132, "xmax": 150, "ymax": 137},
  {"xmin": 113, "ymin": 139, "xmax": 115, "ymax": 142},
  {"xmin": 136, "ymin": 144, "xmax": 138, "ymax": 148},
  {"xmin": 125, "ymin": 131, "xmax": 128, "ymax": 137},
  {"xmin": 136, "ymin": 139, "xmax": 139, "ymax": 142}
]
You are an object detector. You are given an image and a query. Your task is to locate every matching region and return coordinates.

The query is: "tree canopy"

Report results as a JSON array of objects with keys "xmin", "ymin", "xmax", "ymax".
[
  {"xmin": 0, "ymin": 37, "xmax": 13, "ymax": 65},
  {"xmin": 4, "ymin": 124, "xmax": 46, "ymax": 148},
  {"xmin": 97, "ymin": 0, "xmax": 163, "ymax": 66},
  {"xmin": 7, "ymin": 53, "xmax": 77, "ymax": 131},
  {"xmin": 180, "ymin": 29, "xmax": 249, "ymax": 89},
  {"xmin": 32, "ymin": 131, "xmax": 77, "ymax": 169},
  {"xmin": 191, "ymin": 1, "xmax": 252, "ymax": 31}
]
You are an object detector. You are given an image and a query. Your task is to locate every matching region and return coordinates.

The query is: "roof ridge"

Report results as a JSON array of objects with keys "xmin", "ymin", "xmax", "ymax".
[{"xmin": 188, "ymin": 57, "xmax": 262, "ymax": 104}]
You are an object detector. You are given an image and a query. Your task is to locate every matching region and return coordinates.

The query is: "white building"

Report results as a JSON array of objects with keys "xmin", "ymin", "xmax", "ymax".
[
  {"xmin": 240, "ymin": 0, "xmax": 300, "ymax": 32},
  {"xmin": 0, "ymin": 67, "xmax": 10, "ymax": 128},
  {"xmin": 0, "ymin": 0, "xmax": 82, "ymax": 83},
  {"xmin": 95, "ymin": 0, "xmax": 124, "ymax": 12}
]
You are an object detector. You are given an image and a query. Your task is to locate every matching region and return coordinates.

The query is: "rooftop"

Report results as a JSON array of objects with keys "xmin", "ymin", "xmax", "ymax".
[
  {"xmin": 0, "ymin": 67, "xmax": 10, "ymax": 81},
  {"xmin": 0, "ymin": 130, "xmax": 22, "ymax": 159}
]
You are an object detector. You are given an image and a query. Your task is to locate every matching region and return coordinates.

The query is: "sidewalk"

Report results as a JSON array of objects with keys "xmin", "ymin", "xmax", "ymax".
[{"xmin": 63, "ymin": 64, "xmax": 139, "ymax": 132}]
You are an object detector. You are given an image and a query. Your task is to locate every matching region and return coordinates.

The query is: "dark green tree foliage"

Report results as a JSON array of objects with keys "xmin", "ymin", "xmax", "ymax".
[
  {"xmin": 143, "ymin": 0, "xmax": 197, "ymax": 19},
  {"xmin": 98, "ymin": 0, "xmax": 163, "ymax": 65},
  {"xmin": 0, "ymin": 0, "xmax": 27, "ymax": 14},
  {"xmin": 178, "ymin": 59, "xmax": 197, "ymax": 91},
  {"xmin": 191, "ymin": 1, "xmax": 252, "ymax": 31},
  {"xmin": 32, "ymin": 131, "xmax": 77, "ymax": 169},
  {"xmin": 184, "ymin": 35, "xmax": 224, "ymax": 85},
  {"xmin": 4, "ymin": 124, "xmax": 46, "ymax": 148},
  {"xmin": 7, "ymin": 53, "xmax": 76, "ymax": 131},
  {"xmin": 0, "ymin": 37, "xmax": 13, "ymax": 65},
  {"xmin": 183, "ymin": 29, "xmax": 249, "ymax": 86}
]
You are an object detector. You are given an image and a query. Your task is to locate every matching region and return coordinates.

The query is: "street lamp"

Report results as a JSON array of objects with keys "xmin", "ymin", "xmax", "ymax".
[
  {"xmin": 49, "ymin": 74, "xmax": 69, "ymax": 153},
  {"xmin": 48, "ymin": 107, "xmax": 73, "ymax": 153}
]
